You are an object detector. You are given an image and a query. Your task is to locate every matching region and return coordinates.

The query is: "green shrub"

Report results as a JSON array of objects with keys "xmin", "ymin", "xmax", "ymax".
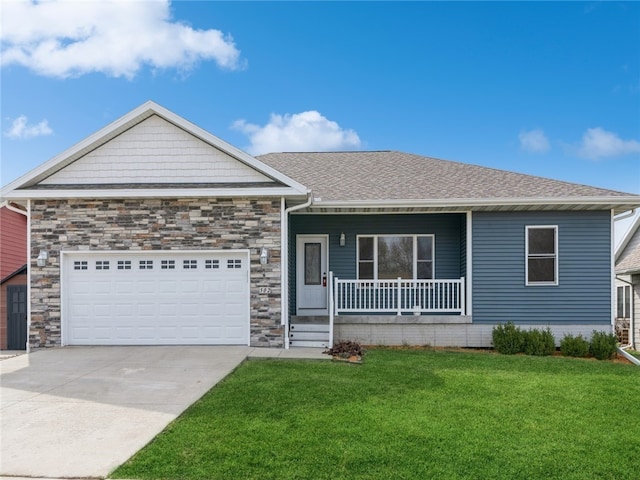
[
  {"xmin": 589, "ymin": 331, "xmax": 618, "ymax": 360},
  {"xmin": 492, "ymin": 322, "xmax": 524, "ymax": 354},
  {"xmin": 560, "ymin": 334, "xmax": 590, "ymax": 357},
  {"xmin": 523, "ymin": 328, "xmax": 556, "ymax": 356}
]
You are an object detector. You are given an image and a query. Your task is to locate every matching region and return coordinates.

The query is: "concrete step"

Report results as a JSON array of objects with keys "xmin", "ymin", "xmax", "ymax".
[
  {"xmin": 290, "ymin": 324, "xmax": 329, "ymax": 333},
  {"xmin": 290, "ymin": 340, "xmax": 329, "ymax": 348},
  {"xmin": 290, "ymin": 316, "xmax": 330, "ymax": 325},
  {"xmin": 289, "ymin": 331, "xmax": 329, "ymax": 341}
]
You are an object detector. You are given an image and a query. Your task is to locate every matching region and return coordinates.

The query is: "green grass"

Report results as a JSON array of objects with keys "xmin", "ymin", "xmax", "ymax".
[
  {"xmin": 628, "ymin": 349, "xmax": 640, "ymax": 360},
  {"xmin": 112, "ymin": 349, "xmax": 640, "ymax": 480}
]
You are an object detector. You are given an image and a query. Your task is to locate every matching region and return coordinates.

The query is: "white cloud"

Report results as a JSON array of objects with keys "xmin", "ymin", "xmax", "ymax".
[
  {"xmin": 576, "ymin": 127, "xmax": 640, "ymax": 160},
  {"xmin": 0, "ymin": 0, "xmax": 242, "ymax": 78},
  {"xmin": 232, "ymin": 111, "xmax": 362, "ymax": 155},
  {"xmin": 4, "ymin": 115, "xmax": 53, "ymax": 139},
  {"xmin": 518, "ymin": 128, "xmax": 550, "ymax": 153}
]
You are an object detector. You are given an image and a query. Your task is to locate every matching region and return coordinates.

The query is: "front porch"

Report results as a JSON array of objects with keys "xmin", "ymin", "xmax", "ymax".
[
  {"xmin": 287, "ymin": 212, "xmax": 471, "ymax": 348},
  {"xmin": 289, "ymin": 276, "xmax": 469, "ymax": 348}
]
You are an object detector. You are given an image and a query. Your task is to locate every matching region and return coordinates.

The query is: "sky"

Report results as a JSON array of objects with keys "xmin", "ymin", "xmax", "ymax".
[{"xmin": 1, "ymin": 1, "xmax": 639, "ymax": 208}]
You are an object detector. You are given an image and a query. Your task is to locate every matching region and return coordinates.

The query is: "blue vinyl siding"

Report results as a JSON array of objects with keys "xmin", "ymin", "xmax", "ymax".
[
  {"xmin": 472, "ymin": 211, "xmax": 612, "ymax": 325},
  {"xmin": 289, "ymin": 213, "xmax": 465, "ymax": 314}
]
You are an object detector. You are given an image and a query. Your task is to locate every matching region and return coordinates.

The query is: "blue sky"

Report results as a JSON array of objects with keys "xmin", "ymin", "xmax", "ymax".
[{"xmin": 2, "ymin": 0, "xmax": 639, "ymax": 201}]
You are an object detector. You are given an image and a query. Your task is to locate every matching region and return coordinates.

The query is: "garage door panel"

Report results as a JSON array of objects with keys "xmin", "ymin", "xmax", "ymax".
[{"xmin": 64, "ymin": 251, "xmax": 249, "ymax": 345}]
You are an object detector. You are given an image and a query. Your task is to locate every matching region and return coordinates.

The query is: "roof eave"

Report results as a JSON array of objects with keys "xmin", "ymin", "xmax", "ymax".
[
  {"xmin": 3, "ymin": 187, "xmax": 309, "ymax": 200},
  {"xmin": 306, "ymin": 196, "xmax": 640, "ymax": 213}
]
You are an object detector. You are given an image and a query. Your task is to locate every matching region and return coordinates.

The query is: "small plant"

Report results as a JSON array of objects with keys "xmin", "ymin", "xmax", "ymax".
[
  {"xmin": 560, "ymin": 334, "xmax": 590, "ymax": 357},
  {"xmin": 589, "ymin": 331, "xmax": 618, "ymax": 360},
  {"xmin": 523, "ymin": 328, "xmax": 556, "ymax": 356},
  {"xmin": 492, "ymin": 322, "xmax": 524, "ymax": 355},
  {"xmin": 324, "ymin": 340, "xmax": 365, "ymax": 359}
]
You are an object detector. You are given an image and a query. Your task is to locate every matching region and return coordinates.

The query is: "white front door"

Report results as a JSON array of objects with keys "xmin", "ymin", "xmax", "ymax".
[{"xmin": 296, "ymin": 235, "xmax": 328, "ymax": 315}]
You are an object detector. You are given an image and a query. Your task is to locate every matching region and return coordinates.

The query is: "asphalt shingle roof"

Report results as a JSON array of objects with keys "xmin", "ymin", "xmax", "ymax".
[{"xmin": 257, "ymin": 151, "xmax": 632, "ymax": 203}]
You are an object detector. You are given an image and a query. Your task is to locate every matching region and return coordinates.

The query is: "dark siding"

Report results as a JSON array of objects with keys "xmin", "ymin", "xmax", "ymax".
[
  {"xmin": 289, "ymin": 213, "xmax": 465, "ymax": 313},
  {"xmin": 472, "ymin": 211, "xmax": 612, "ymax": 325}
]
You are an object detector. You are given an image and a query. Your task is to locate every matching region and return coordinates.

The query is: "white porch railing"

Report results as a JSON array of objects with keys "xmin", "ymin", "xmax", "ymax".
[
  {"xmin": 332, "ymin": 276, "xmax": 465, "ymax": 315},
  {"xmin": 327, "ymin": 274, "xmax": 466, "ymax": 348}
]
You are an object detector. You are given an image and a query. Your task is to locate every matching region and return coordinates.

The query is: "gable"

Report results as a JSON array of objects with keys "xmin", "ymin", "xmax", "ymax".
[
  {"xmin": 40, "ymin": 115, "xmax": 272, "ymax": 185},
  {"xmin": 616, "ymin": 219, "xmax": 640, "ymax": 274}
]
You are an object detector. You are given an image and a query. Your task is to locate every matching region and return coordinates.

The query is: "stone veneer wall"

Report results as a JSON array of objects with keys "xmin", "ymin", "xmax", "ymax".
[{"xmin": 30, "ymin": 198, "xmax": 282, "ymax": 348}]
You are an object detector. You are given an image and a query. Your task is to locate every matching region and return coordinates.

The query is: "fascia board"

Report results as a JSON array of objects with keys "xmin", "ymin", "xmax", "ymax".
[
  {"xmin": 309, "ymin": 196, "xmax": 640, "ymax": 210},
  {"xmin": 3, "ymin": 187, "xmax": 307, "ymax": 200},
  {"xmin": 1, "ymin": 101, "xmax": 309, "ymax": 198}
]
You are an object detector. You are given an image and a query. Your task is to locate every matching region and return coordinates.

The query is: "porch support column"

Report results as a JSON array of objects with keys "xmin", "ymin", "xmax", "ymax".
[{"xmin": 466, "ymin": 211, "xmax": 473, "ymax": 316}]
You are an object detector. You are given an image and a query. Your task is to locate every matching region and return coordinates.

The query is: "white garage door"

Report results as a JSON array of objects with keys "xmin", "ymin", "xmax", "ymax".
[{"xmin": 62, "ymin": 251, "xmax": 250, "ymax": 345}]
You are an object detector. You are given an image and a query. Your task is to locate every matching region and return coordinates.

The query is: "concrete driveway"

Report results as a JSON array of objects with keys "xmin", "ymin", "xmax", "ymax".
[{"xmin": 0, "ymin": 346, "xmax": 267, "ymax": 478}]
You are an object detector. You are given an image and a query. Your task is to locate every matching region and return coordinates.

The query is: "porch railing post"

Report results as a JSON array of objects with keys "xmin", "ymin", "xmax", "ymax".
[
  {"xmin": 460, "ymin": 276, "xmax": 466, "ymax": 315},
  {"xmin": 329, "ymin": 273, "xmax": 335, "ymax": 348},
  {"xmin": 396, "ymin": 277, "xmax": 402, "ymax": 315}
]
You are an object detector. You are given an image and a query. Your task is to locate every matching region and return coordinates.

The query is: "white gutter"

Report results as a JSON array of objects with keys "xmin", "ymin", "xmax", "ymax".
[
  {"xmin": 26, "ymin": 199, "xmax": 31, "ymax": 353},
  {"xmin": 308, "ymin": 196, "xmax": 640, "ymax": 210},
  {"xmin": 3, "ymin": 187, "xmax": 307, "ymax": 200},
  {"xmin": 1, "ymin": 200, "xmax": 28, "ymax": 216},
  {"xmin": 281, "ymin": 192, "xmax": 313, "ymax": 349}
]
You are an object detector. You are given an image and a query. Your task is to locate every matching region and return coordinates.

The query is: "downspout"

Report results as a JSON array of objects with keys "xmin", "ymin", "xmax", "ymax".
[
  {"xmin": 281, "ymin": 192, "xmax": 313, "ymax": 349},
  {"xmin": 26, "ymin": 199, "xmax": 31, "ymax": 353}
]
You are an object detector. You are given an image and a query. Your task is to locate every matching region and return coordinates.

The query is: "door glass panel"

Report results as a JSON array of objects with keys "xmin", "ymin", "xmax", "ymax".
[{"xmin": 305, "ymin": 243, "xmax": 321, "ymax": 285}]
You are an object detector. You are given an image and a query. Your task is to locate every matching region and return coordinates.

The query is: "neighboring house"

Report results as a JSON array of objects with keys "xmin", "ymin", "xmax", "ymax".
[
  {"xmin": 0, "ymin": 203, "xmax": 28, "ymax": 350},
  {"xmin": 1, "ymin": 101, "xmax": 639, "ymax": 350},
  {"xmin": 615, "ymin": 214, "xmax": 640, "ymax": 349}
]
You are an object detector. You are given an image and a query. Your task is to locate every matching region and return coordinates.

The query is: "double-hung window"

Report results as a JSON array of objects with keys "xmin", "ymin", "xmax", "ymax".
[
  {"xmin": 357, "ymin": 235, "xmax": 434, "ymax": 280},
  {"xmin": 526, "ymin": 226, "xmax": 558, "ymax": 285},
  {"xmin": 617, "ymin": 285, "xmax": 631, "ymax": 319}
]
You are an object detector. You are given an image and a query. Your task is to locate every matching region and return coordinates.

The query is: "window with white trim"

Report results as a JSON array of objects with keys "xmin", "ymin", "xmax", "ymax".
[
  {"xmin": 617, "ymin": 285, "xmax": 631, "ymax": 319},
  {"xmin": 357, "ymin": 235, "xmax": 434, "ymax": 280},
  {"xmin": 161, "ymin": 260, "xmax": 175, "ymax": 270},
  {"xmin": 74, "ymin": 261, "xmax": 88, "ymax": 271},
  {"xmin": 117, "ymin": 260, "xmax": 132, "ymax": 270},
  {"xmin": 526, "ymin": 226, "xmax": 558, "ymax": 285},
  {"xmin": 227, "ymin": 259, "xmax": 242, "ymax": 269},
  {"xmin": 205, "ymin": 259, "xmax": 220, "ymax": 269}
]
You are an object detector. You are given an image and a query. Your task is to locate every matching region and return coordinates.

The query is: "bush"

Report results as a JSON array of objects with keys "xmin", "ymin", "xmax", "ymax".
[
  {"xmin": 559, "ymin": 334, "xmax": 590, "ymax": 357},
  {"xmin": 523, "ymin": 328, "xmax": 556, "ymax": 356},
  {"xmin": 589, "ymin": 331, "xmax": 618, "ymax": 360},
  {"xmin": 492, "ymin": 322, "xmax": 524, "ymax": 354}
]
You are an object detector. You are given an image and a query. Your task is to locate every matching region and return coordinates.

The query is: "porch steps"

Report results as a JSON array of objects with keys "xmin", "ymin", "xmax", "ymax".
[{"xmin": 290, "ymin": 316, "xmax": 330, "ymax": 348}]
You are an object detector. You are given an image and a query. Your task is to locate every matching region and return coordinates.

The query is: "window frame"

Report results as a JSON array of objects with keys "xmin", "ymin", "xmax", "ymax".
[
  {"xmin": 525, "ymin": 225, "xmax": 558, "ymax": 286},
  {"xmin": 356, "ymin": 234, "xmax": 435, "ymax": 280},
  {"xmin": 617, "ymin": 285, "xmax": 631, "ymax": 319}
]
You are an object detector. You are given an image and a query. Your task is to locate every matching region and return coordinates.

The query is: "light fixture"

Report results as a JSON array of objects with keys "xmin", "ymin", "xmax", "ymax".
[
  {"xmin": 36, "ymin": 250, "xmax": 48, "ymax": 267},
  {"xmin": 259, "ymin": 247, "xmax": 269, "ymax": 265},
  {"xmin": 339, "ymin": 232, "xmax": 346, "ymax": 247}
]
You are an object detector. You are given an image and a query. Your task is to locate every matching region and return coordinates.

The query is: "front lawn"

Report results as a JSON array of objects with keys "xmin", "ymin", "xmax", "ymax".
[{"xmin": 113, "ymin": 349, "xmax": 640, "ymax": 480}]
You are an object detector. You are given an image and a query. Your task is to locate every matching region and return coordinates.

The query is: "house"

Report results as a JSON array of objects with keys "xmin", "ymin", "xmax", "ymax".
[
  {"xmin": 1, "ymin": 101, "xmax": 639, "ymax": 350},
  {"xmin": 615, "ymin": 213, "xmax": 640, "ymax": 349},
  {"xmin": 0, "ymin": 203, "xmax": 28, "ymax": 350}
]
